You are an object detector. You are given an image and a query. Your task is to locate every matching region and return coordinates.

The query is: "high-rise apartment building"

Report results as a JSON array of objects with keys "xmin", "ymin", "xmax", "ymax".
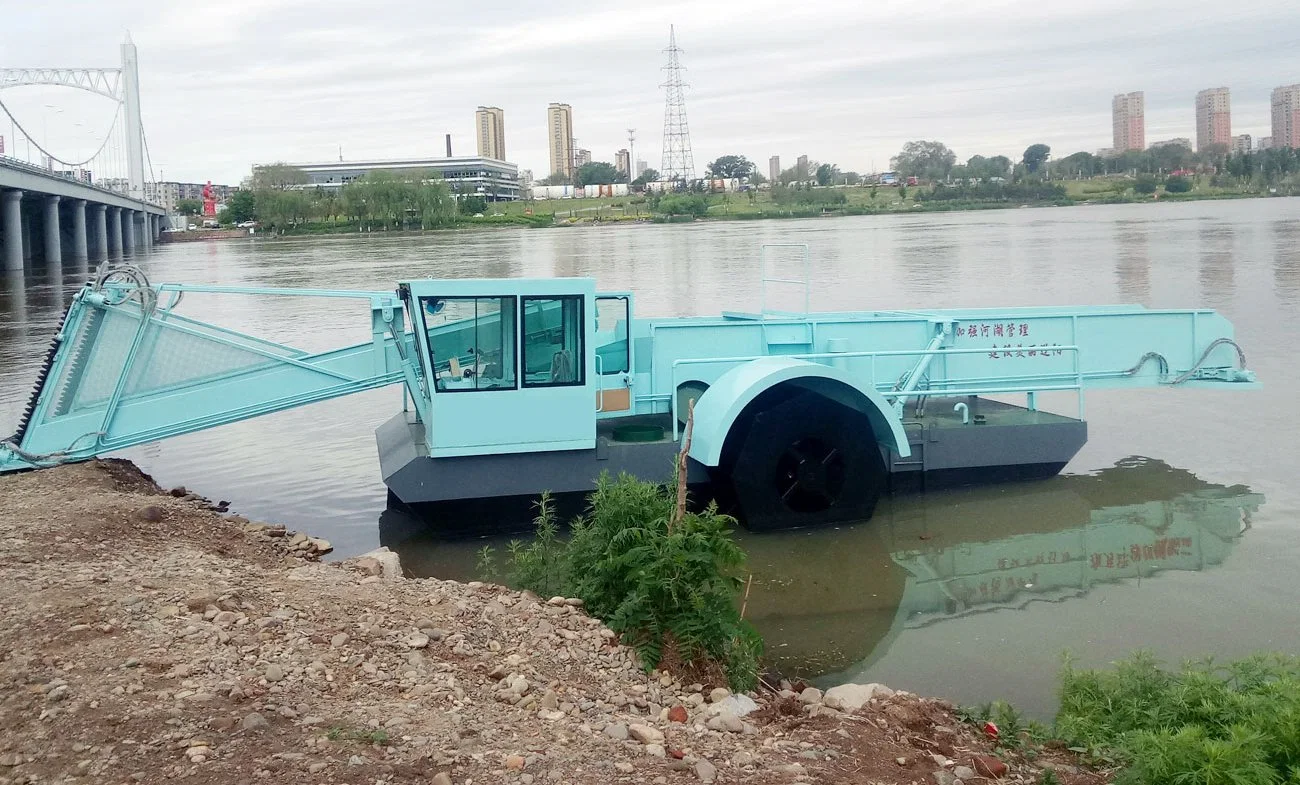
[
  {"xmin": 635, "ymin": 160, "xmax": 647, "ymax": 177},
  {"xmin": 615, "ymin": 149, "xmax": 630, "ymax": 176},
  {"xmin": 1195, "ymin": 88, "xmax": 1231, "ymax": 151},
  {"xmin": 547, "ymin": 103, "xmax": 574, "ymax": 179},
  {"xmin": 1232, "ymin": 134, "xmax": 1253, "ymax": 154},
  {"xmin": 574, "ymin": 149, "xmax": 591, "ymax": 169},
  {"xmin": 768, "ymin": 155, "xmax": 780, "ymax": 183},
  {"xmin": 796, "ymin": 154, "xmax": 809, "ymax": 179},
  {"xmin": 475, "ymin": 106, "xmax": 505, "ymax": 161},
  {"xmin": 1112, "ymin": 92, "xmax": 1145, "ymax": 152},
  {"xmin": 1259, "ymin": 137, "xmax": 1274, "ymax": 151},
  {"xmin": 1271, "ymin": 84, "xmax": 1300, "ymax": 149}
]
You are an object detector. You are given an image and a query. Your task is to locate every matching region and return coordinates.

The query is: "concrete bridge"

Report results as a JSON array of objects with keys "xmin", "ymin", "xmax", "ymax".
[{"xmin": 1, "ymin": 157, "xmax": 166, "ymax": 270}]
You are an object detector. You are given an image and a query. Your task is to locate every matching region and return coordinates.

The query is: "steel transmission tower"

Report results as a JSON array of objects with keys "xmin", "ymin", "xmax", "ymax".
[{"xmin": 658, "ymin": 26, "xmax": 694, "ymax": 182}]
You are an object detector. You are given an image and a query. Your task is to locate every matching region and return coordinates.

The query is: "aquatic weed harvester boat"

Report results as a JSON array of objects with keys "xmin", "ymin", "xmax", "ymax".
[{"xmin": 1, "ymin": 246, "xmax": 1257, "ymax": 531}]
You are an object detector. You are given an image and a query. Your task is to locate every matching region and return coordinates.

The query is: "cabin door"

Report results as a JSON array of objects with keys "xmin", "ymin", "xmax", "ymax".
[{"xmin": 595, "ymin": 294, "xmax": 634, "ymax": 414}]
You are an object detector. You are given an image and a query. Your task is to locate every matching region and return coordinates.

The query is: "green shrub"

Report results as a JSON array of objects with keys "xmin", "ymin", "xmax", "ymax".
[
  {"xmin": 480, "ymin": 472, "xmax": 762, "ymax": 690},
  {"xmin": 1164, "ymin": 175, "xmax": 1193, "ymax": 194},
  {"xmin": 655, "ymin": 194, "xmax": 709, "ymax": 217},
  {"xmin": 1134, "ymin": 174, "xmax": 1159, "ymax": 194},
  {"xmin": 1056, "ymin": 652, "xmax": 1300, "ymax": 785}
]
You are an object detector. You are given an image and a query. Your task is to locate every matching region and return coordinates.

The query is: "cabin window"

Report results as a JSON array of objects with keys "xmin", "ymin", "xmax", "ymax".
[
  {"xmin": 521, "ymin": 296, "xmax": 584, "ymax": 388},
  {"xmin": 420, "ymin": 296, "xmax": 517, "ymax": 392}
]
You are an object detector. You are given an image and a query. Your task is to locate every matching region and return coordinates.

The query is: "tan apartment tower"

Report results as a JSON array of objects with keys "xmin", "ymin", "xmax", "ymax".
[
  {"xmin": 1272, "ymin": 84, "xmax": 1300, "ymax": 150},
  {"xmin": 475, "ymin": 106, "xmax": 505, "ymax": 161},
  {"xmin": 1195, "ymin": 88, "xmax": 1231, "ymax": 151},
  {"xmin": 547, "ymin": 103, "xmax": 574, "ymax": 179},
  {"xmin": 615, "ymin": 149, "xmax": 631, "ymax": 177},
  {"xmin": 769, "ymin": 155, "xmax": 780, "ymax": 183},
  {"xmin": 1112, "ymin": 92, "xmax": 1145, "ymax": 152}
]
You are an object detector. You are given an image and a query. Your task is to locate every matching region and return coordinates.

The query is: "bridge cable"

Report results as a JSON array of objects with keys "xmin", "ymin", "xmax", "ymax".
[{"xmin": 0, "ymin": 95, "xmax": 122, "ymax": 168}]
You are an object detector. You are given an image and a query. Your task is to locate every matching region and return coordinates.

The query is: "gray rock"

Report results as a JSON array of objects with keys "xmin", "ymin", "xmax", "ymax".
[
  {"xmin": 240, "ymin": 712, "xmax": 269, "ymax": 731},
  {"xmin": 540, "ymin": 690, "xmax": 559, "ymax": 710},
  {"xmin": 355, "ymin": 547, "xmax": 403, "ymax": 580},
  {"xmin": 823, "ymin": 682, "xmax": 890, "ymax": 714},
  {"xmin": 264, "ymin": 664, "xmax": 284, "ymax": 683},
  {"xmin": 645, "ymin": 744, "xmax": 666, "ymax": 758},
  {"xmin": 708, "ymin": 694, "xmax": 758, "ymax": 717},
  {"xmin": 694, "ymin": 759, "xmax": 718, "ymax": 783},
  {"xmin": 603, "ymin": 722, "xmax": 629, "ymax": 740},
  {"xmin": 933, "ymin": 771, "xmax": 958, "ymax": 785},
  {"xmin": 954, "ymin": 766, "xmax": 976, "ymax": 781},
  {"xmin": 799, "ymin": 687, "xmax": 823, "ymax": 704},
  {"xmin": 431, "ymin": 774, "xmax": 453, "ymax": 785},
  {"xmin": 708, "ymin": 687, "xmax": 731, "ymax": 703},
  {"xmin": 705, "ymin": 712, "xmax": 743, "ymax": 733},
  {"xmin": 733, "ymin": 750, "xmax": 755, "ymax": 767},
  {"xmin": 628, "ymin": 724, "xmax": 663, "ymax": 743},
  {"xmin": 615, "ymin": 762, "xmax": 635, "ymax": 773}
]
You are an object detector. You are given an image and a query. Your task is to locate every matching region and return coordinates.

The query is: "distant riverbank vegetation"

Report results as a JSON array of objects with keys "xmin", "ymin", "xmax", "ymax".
[{"xmin": 229, "ymin": 142, "xmax": 1298, "ymax": 236}]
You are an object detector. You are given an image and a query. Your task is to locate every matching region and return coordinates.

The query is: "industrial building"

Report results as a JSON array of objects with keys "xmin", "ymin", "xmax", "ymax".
[{"xmin": 285, "ymin": 157, "xmax": 521, "ymax": 201}]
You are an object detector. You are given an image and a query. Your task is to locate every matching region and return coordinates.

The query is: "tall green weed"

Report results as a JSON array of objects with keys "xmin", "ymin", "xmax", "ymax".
[{"xmin": 478, "ymin": 472, "xmax": 762, "ymax": 691}]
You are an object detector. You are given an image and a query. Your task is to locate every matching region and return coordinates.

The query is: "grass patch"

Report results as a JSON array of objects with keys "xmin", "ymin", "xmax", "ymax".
[
  {"xmin": 325, "ymin": 726, "xmax": 391, "ymax": 745},
  {"xmin": 957, "ymin": 653, "xmax": 1300, "ymax": 784},
  {"xmin": 1055, "ymin": 652, "xmax": 1300, "ymax": 785}
]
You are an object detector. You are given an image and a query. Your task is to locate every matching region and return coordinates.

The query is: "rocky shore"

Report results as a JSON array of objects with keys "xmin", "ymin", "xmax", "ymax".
[{"xmin": 0, "ymin": 460, "xmax": 1109, "ymax": 785}]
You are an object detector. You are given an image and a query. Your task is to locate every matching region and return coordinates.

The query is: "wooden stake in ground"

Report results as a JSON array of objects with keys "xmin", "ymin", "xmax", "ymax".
[{"xmin": 672, "ymin": 399, "xmax": 695, "ymax": 532}]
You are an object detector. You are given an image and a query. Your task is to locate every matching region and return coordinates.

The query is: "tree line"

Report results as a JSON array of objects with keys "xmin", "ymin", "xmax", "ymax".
[{"xmin": 224, "ymin": 163, "xmax": 475, "ymax": 231}]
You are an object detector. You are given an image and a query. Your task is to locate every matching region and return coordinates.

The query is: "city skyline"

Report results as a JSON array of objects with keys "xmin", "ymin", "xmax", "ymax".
[{"xmin": 4, "ymin": 1, "xmax": 1298, "ymax": 184}]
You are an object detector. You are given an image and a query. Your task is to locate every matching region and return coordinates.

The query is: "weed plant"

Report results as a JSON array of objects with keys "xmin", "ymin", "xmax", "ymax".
[
  {"xmin": 478, "ymin": 472, "xmax": 762, "ymax": 691},
  {"xmin": 1057, "ymin": 652, "xmax": 1300, "ymax": 785}
]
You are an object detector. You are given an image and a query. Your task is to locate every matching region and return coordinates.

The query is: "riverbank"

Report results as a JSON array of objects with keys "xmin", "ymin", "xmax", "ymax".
[
  {"xmin": 0, "ymin": 459, "xmax": 1108, "ymax": 785},
  {"xmin": 240, "ymin": 186, "xmax": 1292, "ymax": 238}
]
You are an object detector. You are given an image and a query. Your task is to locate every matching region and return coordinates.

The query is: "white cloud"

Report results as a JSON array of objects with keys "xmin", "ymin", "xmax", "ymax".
[{"xmin": 3, "ymin": 0, "xmax": 1297, "ymax": 184}]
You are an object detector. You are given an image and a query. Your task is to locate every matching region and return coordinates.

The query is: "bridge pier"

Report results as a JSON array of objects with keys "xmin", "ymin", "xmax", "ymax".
[
  {"xmin": 108, "ymin": 207, "xmax": 123, "ymax": 257},
  {"xmin": 70, "ymin": 199, "xmax": 88, "ymax": 262},
  {"xmin": 43, "ymin": 195, "xmax": 62, "ymax": 264},
  {"xmin": 2, "ymin": 190, "xmax": 22, "ymax": 271},
  {"xmin": 123, "ymin": 209, "xmax": 136, "ymax": 255},
  {"xmin": 92, "ymin": 204, "xmax": 108, "ymax": 262}
]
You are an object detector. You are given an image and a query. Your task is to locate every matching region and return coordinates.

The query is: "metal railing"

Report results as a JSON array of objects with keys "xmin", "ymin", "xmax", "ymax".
[
  {"xmin": 0, "ymin": 154, "xmax": 163, "ymax": 207},
  {"xmin": 667, "ymin": 344, "xmax": 1085, "ymax": 440}
]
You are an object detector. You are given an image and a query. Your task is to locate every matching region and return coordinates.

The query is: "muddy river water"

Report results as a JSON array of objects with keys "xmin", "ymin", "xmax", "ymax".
[{"xmin": 3, "ymin": 198, "xmax": 1298, "ymax": 715}]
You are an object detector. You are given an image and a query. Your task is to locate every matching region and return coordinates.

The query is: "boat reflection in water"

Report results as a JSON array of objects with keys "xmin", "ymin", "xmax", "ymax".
[
  {"xmin": 379, "ymin": 457, "xmax": 1260, "ymax": 680},
  {"xmin": 737, "ymin": 457, "xmax": 1260, "ymax": 678}
]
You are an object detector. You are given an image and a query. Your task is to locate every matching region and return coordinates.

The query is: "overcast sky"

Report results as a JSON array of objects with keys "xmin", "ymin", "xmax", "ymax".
[{"xmin": 3, "ymin": 0, "xmax": 1298, "ymax": 185}]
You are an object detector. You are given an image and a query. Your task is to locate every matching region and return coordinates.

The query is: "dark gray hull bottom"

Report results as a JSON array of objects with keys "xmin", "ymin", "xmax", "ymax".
[{"xmin": 376, "ymin": 397, "xmax": 1087, "ymax": 532}]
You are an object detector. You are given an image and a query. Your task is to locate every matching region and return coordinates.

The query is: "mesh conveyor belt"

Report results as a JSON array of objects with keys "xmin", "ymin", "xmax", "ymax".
[{"xmin": 5, "ymin": 302, "xmax": 73, "ymax": 446}]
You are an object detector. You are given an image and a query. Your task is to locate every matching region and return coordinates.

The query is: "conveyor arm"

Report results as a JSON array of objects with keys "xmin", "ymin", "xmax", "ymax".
[{"xmin": 1, "ymin": 275, "xmax": 420, "ymax": 473}]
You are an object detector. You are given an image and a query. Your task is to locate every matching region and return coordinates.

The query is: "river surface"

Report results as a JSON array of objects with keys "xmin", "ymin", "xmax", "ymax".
[{"xmin": 3, "ymin": 199, "xmax": 1299, "ymax": 716}]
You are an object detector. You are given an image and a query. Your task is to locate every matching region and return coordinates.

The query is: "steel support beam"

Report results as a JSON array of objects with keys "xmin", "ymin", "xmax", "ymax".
[
  {"xmin": 1, "ymin": 190, "xmax": 22, "ymax": 271},
  {"xmin": 43, "ymin": 195, "xmax": 62, "ymax": 264}
]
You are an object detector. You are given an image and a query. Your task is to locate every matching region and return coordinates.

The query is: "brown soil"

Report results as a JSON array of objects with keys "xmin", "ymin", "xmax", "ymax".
[{"xmin": 0, "ymin": 459, "xmax": 1113, "ymax": 785}]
